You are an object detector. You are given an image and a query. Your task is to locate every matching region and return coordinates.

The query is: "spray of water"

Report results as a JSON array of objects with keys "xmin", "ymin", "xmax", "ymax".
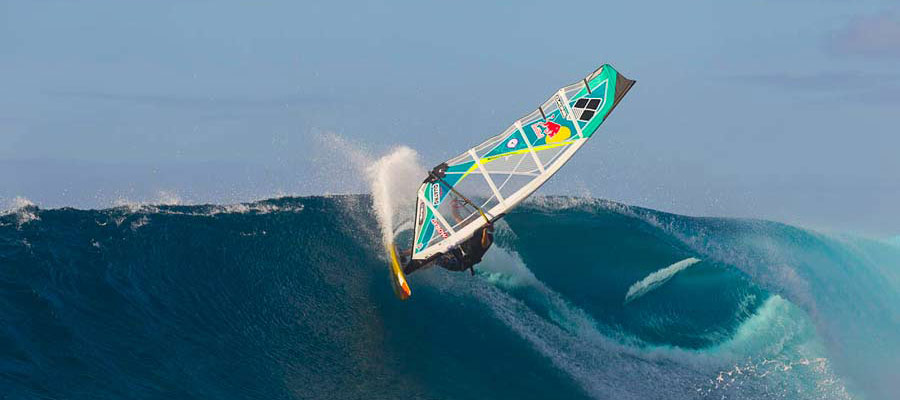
[
  {"xmin": 311, "ymin": 132, "xmax": 425, "ymax": 247},
  {"xmin": 366, "ymin": 146, "xmax": 425, "ymax": 246}
]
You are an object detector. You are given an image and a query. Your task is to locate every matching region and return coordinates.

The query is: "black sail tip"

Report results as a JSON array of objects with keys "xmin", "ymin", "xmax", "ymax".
[{"xmin": 426, "ymin": 163, "xmax": 449, "ymax": 182}]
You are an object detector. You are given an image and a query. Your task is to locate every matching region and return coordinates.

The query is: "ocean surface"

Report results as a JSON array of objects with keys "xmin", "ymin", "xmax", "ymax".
[{"xmin": 1, "ymin": 195, "xmax": 898, "ymax": 399}]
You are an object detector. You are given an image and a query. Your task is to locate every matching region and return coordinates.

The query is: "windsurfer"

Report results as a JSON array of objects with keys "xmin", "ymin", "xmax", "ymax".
[
  {"xmin": 401, "ymin": 198, "xmax": 494, "ymax": 275},
  {"xmin": 401, "ymin": 223, "xmax": 493, "ymax": 275}
]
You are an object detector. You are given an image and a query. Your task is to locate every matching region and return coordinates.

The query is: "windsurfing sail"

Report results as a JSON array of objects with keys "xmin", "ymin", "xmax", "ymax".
[{"xmin": 410, "ymin": 63, "xmax": 635, "ymax": 261}]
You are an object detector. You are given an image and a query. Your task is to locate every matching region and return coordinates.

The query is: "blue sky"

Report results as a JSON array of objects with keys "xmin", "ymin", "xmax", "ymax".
[{"xmin": 1, "ymin": 0, "xmax": 898, "ymax": 236}]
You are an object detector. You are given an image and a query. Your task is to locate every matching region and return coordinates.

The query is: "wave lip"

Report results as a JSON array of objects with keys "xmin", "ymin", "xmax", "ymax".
[
  {"xmin": 1, "ymin": 196, "xmax": 39, "ymax": 226},
  {"xmin": 624, "ymin": 257, "xmax": 702, "ymax": 304}
]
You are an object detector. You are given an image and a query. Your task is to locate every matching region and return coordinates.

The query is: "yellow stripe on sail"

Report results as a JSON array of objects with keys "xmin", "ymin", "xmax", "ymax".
[{"xmin": 453, "ymin": 139, "xmax": 578, "ymax": 183}]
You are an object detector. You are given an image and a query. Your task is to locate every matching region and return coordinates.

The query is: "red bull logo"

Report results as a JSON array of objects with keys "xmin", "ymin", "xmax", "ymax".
[{"xmin": 532, "ymin": 119, "xmax": 571, "ymax": 144}]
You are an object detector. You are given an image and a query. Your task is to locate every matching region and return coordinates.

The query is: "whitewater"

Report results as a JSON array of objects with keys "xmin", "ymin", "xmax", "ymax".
[
  {"xmin": 624, "ymin": 257, "xmax": 702, "ymax": 304},
  {"xmin": 1, "ymin": 147, "xmax": 898, "ymax": 400}
]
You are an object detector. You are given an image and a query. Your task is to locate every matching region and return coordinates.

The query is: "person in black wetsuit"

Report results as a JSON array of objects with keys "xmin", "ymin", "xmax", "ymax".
[
  {"xmin": 401, "ymin": 163, "xmax": 495, "ymax": 275},
  {"xmin": 402, "ymin": 223, "xmax": 494, "ymax": 275}
]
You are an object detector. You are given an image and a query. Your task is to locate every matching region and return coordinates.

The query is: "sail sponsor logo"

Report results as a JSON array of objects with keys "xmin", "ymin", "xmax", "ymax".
[
  {"xmin": 572, "ymin": 96, "xmax": 604, "ymax": 122},
  {"xmin": 506, "ymin": 138, "xmax": 519, "ymax": 148},
  {"xmin": 556, "ymin": 96, "xmax": 569, "ymax": 119},
  {"xmin": 431, "ymin": 183, "xmax": 441, "ymax": 205},
  {"xmin": 417, "ymin": 200, "xmax": 425, "ymax": 227},
  {"xmin": 532, "ymin": 119, "xmax": 571, "ymax": 144},
  {"xmin": 431, "ymin": 218, "xmax": 449, "ymax": 238}
]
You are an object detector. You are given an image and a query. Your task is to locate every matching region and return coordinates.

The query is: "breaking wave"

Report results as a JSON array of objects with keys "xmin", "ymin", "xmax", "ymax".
[{"xmin": 1, "ymin": 194, "xmax": 897, "ymax": 399}]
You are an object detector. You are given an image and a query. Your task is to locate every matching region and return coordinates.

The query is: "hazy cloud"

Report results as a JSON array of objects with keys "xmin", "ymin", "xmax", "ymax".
[
  {"xmin": 733, "ymin": 71, "xmax": 888, "ymax": 91},
  {"xmin": 830, "ymin": 11, "xmax": 900, "ymax": 57},
  {"xmin": 45, "ymin": 90, "xmax": 332, "ymax": 109},
  {"xmin": 732, "ymin": 71, "xmax": 900, "ymax": 103},
  {"xmin": 857, "ymin": 87, "xmax": 900, "ymax": 104}
]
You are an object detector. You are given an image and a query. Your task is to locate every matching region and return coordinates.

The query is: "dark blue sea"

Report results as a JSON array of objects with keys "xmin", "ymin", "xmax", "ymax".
[{"xmin": 1, "ymin": 196, "xmax": 897, "ymax": 399}]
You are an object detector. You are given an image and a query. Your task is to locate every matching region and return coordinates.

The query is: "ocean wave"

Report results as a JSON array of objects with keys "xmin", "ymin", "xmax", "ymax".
[
  {"xmin": 1, "ymin": 196, "xmax": 40, "ymax": 226},
  {"xmin": 2, "ymin": 195, "xmax": 895, "ymax": 399},
  {"xmin": 465, "ymin": 245, "xmax": 851, "ymax": 399}
]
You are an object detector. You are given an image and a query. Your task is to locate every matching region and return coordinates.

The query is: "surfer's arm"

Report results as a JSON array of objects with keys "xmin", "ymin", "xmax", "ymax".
[
  {"xmin": 479, "ymin": 221, "xmax": 495, "ymax": 249},
  {"xmin": 450, "ymin": 198, "xmax": 465, "ymax": 223},
  {"xmin": 480, "ymin": 226, "xmax": 491, "ymax": 249}
]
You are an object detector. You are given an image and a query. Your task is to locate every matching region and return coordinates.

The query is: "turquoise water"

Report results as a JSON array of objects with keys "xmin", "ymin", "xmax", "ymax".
[{"xmin": 1, "ymin": 196, "xmax": 897, "ymax": 399}]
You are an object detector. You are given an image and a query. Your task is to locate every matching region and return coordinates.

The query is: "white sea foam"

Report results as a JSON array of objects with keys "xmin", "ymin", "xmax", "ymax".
[
  {"xmin": 154, "ymin": 190, "xmax": 182, "ymax": 205},
  {"xmin": 438, "ymin": 243, "xmax": 853, "ymax": 399},
  {"xmin": 112, "ymin": 197, "xmax": 145, "ymax": 213},
  {"xmin": 3, "ymin": 196, "xmax": 39, "ymax": 226},
  {"xmin": 130, "ymin": 216, "xmax": 149, "ymax": 231},
  {"xmin": 107, "ymin": 193, "xmax": 303, "ymax": 218},
  {"xmin": 450, "ymin": 246, "xmax": 699, "ymax": 398},
  {"xmin": 478, "ymin": 246, "xmax": 540, "ymax": 289},
  {"xmin": 615, "ymin": 207, "xmax": 881, "ymax": 398},
  {"xmin": 698, "ymin": 296, "xmax": 852, "ymax": 399},
  {"xmin": 624, "ymin": 257, "xmax": 702, "ymax": 304},
  {"xmin": 8, "ymin": 196, "xmax": 35, "ymax": 210},
  {"xmin": 523, "ymin": 195, "xmax": 628, "ymax": 213}
]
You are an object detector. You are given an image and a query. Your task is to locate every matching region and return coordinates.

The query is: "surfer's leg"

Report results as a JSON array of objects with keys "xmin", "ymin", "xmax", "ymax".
[
  {"xmin": 398, "ymin": 248, "xmax": 412, "ymax": 265},
  {"xmin": 403, "ymin": 259, "xmax": 427, "ymax": 275},
  {"xmin": 437, "ymin": 249, "xmax": 467, "ymax": 272}
]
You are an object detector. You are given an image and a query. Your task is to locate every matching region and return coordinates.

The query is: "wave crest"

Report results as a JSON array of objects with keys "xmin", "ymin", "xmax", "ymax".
[{"xmin": 624, "ymin": 257, "xmax": 702, "ymax": 304}]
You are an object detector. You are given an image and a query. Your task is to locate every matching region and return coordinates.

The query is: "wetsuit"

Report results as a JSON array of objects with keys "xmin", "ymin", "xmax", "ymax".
[{"xmin": 403, "ymin": 225, "xmax": 494, "ymax": 275}]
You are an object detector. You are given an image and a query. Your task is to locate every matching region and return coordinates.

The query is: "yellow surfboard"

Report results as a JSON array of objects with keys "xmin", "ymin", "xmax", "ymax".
[{"xmin": 387, "ymin": 244, "xmax": 411, "ymax": 300}]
